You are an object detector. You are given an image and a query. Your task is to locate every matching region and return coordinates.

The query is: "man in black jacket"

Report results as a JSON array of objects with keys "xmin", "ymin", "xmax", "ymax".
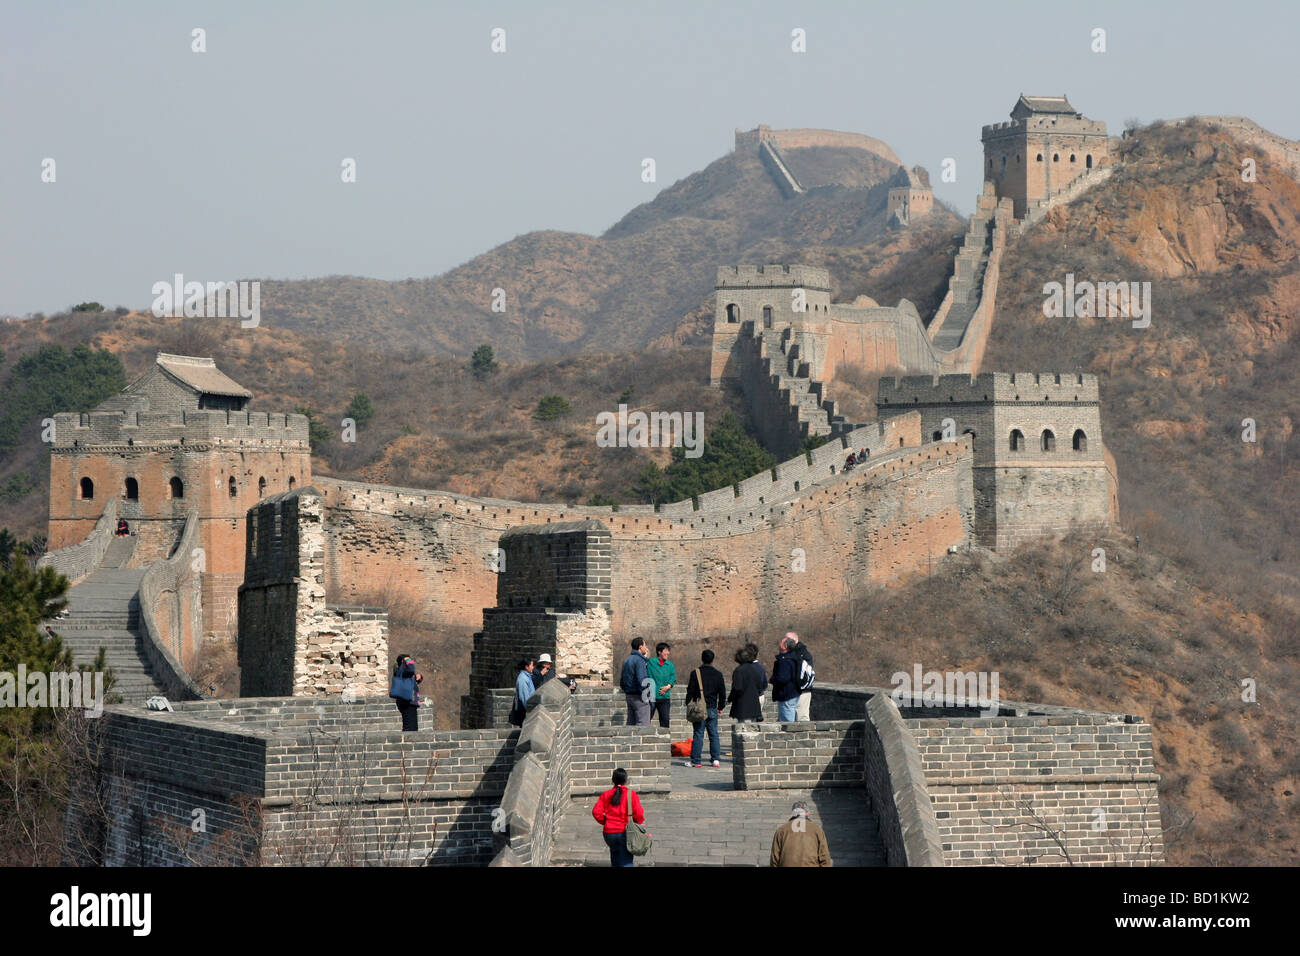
[
  {"xmin": 786, "ymin": 632, "xmax": 815, "ymax": 721},
  {"xmin": 685, "ymin": 650, "xmax": 728, "ymax": 767}
]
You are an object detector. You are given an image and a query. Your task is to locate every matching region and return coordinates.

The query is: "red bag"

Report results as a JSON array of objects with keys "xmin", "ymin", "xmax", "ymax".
[{"xmin": 670, "ymin": 740, "xmax": 692, "ymax": 757}]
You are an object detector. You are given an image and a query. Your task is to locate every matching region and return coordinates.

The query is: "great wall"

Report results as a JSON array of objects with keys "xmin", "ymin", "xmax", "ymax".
[{"xmin": 41, "ymin": 94, "xmax": 1190, "ymax": 866}]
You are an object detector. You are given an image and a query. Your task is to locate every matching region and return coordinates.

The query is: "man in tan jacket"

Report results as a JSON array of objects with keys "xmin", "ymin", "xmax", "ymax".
[{"xmin": 770, "ymin": 801, "xmax": 831, "ymax": 867}]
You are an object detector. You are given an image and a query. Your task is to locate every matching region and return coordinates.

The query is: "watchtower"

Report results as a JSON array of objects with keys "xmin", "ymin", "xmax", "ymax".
[
  {"xmin": 981, "ymin": 95, "xmax": 1109, "ymax": 219},
  {"xmin": 709, "ymin": 264, "xmax": 833, "ymax": 386},
  {"xmin": 877, "ymin": 372, "xmax": 1114, "ymax": 549},
  {"xmin": 48, "ymin": 353, "xmax": 312, "ymax": 644}
]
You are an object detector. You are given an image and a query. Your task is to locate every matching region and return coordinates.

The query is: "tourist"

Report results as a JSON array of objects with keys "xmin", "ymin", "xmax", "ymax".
[
  {"xmin": 591, "ymin": 767, "xmax": 646, "ymax": 868},
  {"xmin": 787, "ymin": 632, "xmax": 816, "ymax": 721},
  {"xmin": 510, "ymin": 658, "xmax": 536, "ymax": 726},
  {"xmin": 684, "ymin": 649, "xmax": 727, "ymax": 767},
  {"xmin": 534, "ymin": 654, "xmax": 554, "ymax": 688},
  {"xmin": 115, "ymin": 518, "xmax": 130, "ymax": 536},
  {"xmin": 728, "ymin": 644, "xmax": 765, "ymax": 722},
  {"xmin": 844, "ymin": 452, "xmax": 856, "ymax": 471},
  {"xmin": 770, "ymin": 637, "xmax": 802, "ymax": 722},
  {"xmin": 856, "ymin": 447, "xmax": 867, "ymax": 464},
  {"xmin": 770, "ymin": 801, "xmax": 831, "ymax": 867},
  {"xmin": 388, "ymin": 654, "xmax": 423, "ymax": 732},
  {"xmin": 646, "ymin": 642, "xmax": 676, "ymax": 728},
  {"xmin": 619, "ymin": 637, "xmax": 652, "ymax": 726}
]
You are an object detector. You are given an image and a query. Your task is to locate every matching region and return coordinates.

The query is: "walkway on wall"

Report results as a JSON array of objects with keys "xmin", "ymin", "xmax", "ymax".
[
  {"xmin": 46, "ymin": 535, "xmax": 170, "ymax": 703},
  {"xmin": 549, "ymin": 783, "xmax": 884, "ymax": 866}
]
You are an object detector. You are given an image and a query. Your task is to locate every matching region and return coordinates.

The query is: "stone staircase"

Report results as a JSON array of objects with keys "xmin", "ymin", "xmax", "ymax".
[
  {"xmin": 929, "ymin": 186, "xmax": 999, "ymax": 351},
  {"xmin": 755, "ymin": 325, "xmax": 868, "ymax": 452},
  {"xmin": 47, "ymin": 535, "xmax": 168, "ymax": 703}
]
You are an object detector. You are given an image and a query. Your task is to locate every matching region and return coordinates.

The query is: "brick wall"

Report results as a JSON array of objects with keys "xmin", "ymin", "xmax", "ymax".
[
  {"xmin": 86, "ymin": 698, "xmax": 518, "ymax": 867},
  {"xmin": 238, "ymin": 489, "xmax": 388, "ymax": 698},
  {"xmin": 730, "ymin": 720, "xmax": 865, "ymax": 790},
  {"xmin": 906, "ymin": 713, "xmax": 1164, "ymax": 865},
  {"xmin": 570, "ymin": 726, "xmax": 671, "ymax": 795}
]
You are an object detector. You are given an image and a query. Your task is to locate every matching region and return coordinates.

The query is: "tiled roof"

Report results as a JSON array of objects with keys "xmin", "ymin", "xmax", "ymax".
[{"xmin": 155, "ymin": 353, "xmax": 252, "ymax": 397}]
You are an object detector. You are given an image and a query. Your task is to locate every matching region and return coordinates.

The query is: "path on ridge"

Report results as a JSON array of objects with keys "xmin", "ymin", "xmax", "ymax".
[{"xmin": 551, "ymin": 754, "xmax": 885, "ymax": 867}]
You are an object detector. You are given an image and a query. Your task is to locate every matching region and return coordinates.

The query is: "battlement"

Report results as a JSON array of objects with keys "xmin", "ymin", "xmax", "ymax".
[
  {"xmin": 52, "ymin": 409, "xmax": 310, "ymax": 448},
  {"xmin": 716, "ymin": 264, "xmax": 831, "ymax": 290},
  {"xmin": 878, "ymin": 372, "xmax": 1100, "ymax": 406},
  {"xmin": 982, "ymin": 116, "xmax": 1107, "ymax": 139}
]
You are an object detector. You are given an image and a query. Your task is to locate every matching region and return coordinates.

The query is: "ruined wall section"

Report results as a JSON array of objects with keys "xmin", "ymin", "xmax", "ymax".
[{"xmin": 238, "ymin": 488, "xmax": 388, "ymax": 698}]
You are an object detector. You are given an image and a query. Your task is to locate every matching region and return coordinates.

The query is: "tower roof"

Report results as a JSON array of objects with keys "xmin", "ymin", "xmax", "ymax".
[
  {"xmin": 1011, "ymin": 95, "xmax": 1079, "ymax": 119},
  {"xmin": 155, "ymin": 353, "xmax": 251, "ymax": 398}
]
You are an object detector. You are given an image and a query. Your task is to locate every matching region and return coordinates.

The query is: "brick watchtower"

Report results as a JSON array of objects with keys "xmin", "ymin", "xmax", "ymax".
[
  {"xmin": 981, "ymin": 95, "xmax": 1109, "ymax": 220},
  {"xmin": 48, "ymin": 353, "xmax": 312, "ymax": 645},
  {"xmin": 877, "ymin": 372, "xmax": 1117, "ymax": 550}
]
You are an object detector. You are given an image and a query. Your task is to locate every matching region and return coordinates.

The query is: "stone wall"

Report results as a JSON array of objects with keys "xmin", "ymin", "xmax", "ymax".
[
  {"xmin": 491, "ymin": 679, "xmax": 574, "ymax": 866},
  {"xmin": 323, "ymin": 432, "xmax": 974, "ymax": 653},
  {"xmin": 84, "ymin": 697, "xmax": 517, "ymax": 867},
  {"xmin": 906, "ymin": 712, "xmax": 1164, "ymax": 865},
  {"xmin": 570, "ymin": 725, "xmax": 671, "ymax": 795},
  {"xmin": 38, "ymin": 496, "xmax": 117, "ymax": 585},
  {"xmin": 863, "ymin": 693, "xmax": 945, "ymax": 867},
  {"xmin": 730, "ymin": 720, "xmax": 865, "ymax": 790},
  {"xmin": 238, "ymin": 488, "xmax": 388, "ymax": 698},
  {"xmin": 137, "ymin": 509, "xmax": 204, "ymax": 698}
]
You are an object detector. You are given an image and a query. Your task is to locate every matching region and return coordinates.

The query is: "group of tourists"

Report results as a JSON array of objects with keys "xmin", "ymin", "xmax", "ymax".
[
  {"xmin": 619, "ymin": 631, "xmax": 815, "ymax": 754},
  {"xmin": 843, "ymin": 447, "xmax": 868, "ymax": 471}
]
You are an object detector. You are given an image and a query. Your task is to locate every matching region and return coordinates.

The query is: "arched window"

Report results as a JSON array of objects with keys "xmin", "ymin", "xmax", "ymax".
[
  {"xmin": 1010, "ymin": 429, "xmax": 1024, "ymax": 451},
  {"xmin": 726, "ymin": 303, "xmax": 739, "ymax": 323},
  {"xmin": 1073, "ymin": 429, "xmax": 1088, "ymax": 452},
  {"xmin": 288, "ymin": 476, "xmax": 296, "ymax": 490},
  {"xmin": 1086, "ymin": 154, "xmax": 1093, "ymax": 169},
  {"xmin": 762, "ymin": 306, "xmax": 773, "ymax": 329},
  {"xmin": 169, "ymin": 477, "xmax": 184, "ymax": 499},
  {"xmin": 258, "ymin": 476, "xmax": 267, "ymax": 497},
  {"xmin": 1041, "ymin": 429, "xmax": 1056, "ymax": 452},
  {"xmin": 1036, "ymin": 153, "xmax": 1043, "ymax": 162},
  {"xmin": 1052, "ymin": 153, "xmax": 1059, "ymax": 162},
  {"xmin": 228, "ymin": 476, "xmax": 238, "ymax": 498},
  {"xmin": 1015, "ymin": 153, "xmax": 1021, "ymax": 164},
  {"xmin": 79, "ymin": 477, "xmax": 94, "ymax": 500},
  {"xmin": 125, "ymin": 477, "xmax": 139, "ymax": 500},
  {"xmin": 932, "ymin": 430, "xmax": 943, "ymax": 442},
  {"xmin": 1000, "ymin": 156, "xmax": 1006, "ymax": 169},
  {"xmin": 1069, "ymin": 153, "xmax": 1076, "ymax": 163}
]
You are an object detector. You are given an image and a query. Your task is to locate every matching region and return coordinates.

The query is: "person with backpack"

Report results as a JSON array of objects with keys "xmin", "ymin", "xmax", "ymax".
[
  {"xmin": 770, "ymin": 637, "xmax": 802, "ymax": 722},
  {"xmin": 728, "ymin": 644, "xmax": 765, "ymax": 722},
  {"xmin": 787, "ymin": 631, "xmax": 815, "ymax": 721},
  {"xmin": 684, "ymin": 649, "xmax": 727, "ymax": 767},
  {"xmin": 389, "ymin": 654, "xmax": 423, "ymax": 731},
  {"xmin": 510, "ymin": 658, "xmax": 536, "ymax": 727},
  {"xmin": 619, "ymin": 638, "xmax": 652, "ymax": 726},
  {"xmin": 591, "ymin": 767, "xmax": 646, "ymax": 867}
]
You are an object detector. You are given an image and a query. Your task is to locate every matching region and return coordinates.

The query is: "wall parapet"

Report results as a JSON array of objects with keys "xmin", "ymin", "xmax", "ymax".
[
  {"xmin": 38, "ymin": 497, "xmax": 118, "ymax": 585},
  {"xmin": 137, "ymin": 508, "xmax": 205, "ymax": 701},
  {"xmin": 864, "ymin": 693, "xmax": 945, "ymax": 867}
]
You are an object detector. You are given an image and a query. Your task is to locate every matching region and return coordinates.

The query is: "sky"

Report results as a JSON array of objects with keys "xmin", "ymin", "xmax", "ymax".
[{"xmin": 2, "ymin": 0, "xmax": 1296, "ymax": 316}]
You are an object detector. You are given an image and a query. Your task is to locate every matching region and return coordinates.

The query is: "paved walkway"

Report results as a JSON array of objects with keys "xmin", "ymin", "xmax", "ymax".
[{"xmin": 551, "ymin": 785, "xmax": 885, "ymax": 867}]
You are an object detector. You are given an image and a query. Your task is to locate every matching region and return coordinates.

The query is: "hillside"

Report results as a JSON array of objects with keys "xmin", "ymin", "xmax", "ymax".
[{"xmin": 255, "ymin": 142, "xmax": 961, "ymax": 361}]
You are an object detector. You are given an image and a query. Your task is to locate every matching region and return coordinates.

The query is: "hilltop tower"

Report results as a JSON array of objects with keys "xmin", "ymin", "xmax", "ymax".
[
  {"xmin": 982, "ymin": 95, "xmax": 1109, "ymax": 219},
  {"xmin": 709, "ymin": 264, "xmax": 833, "ymax": 387},
  {"xmin": 48, "ymin": 353, "xmax": 311, "ymax": 649},
  {"xmin": 877, "ymin": 372, "xmax": 1117, "ymax": 549}
]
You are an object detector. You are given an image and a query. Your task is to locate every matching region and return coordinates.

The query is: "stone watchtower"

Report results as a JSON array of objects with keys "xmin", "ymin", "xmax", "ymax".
[
  {"xmin": 48, "ymin": 353, "xmax": 312, "ymax": 645},
  {"xmin": 709, "ymin": 264, "xmax": 833, "ymax": 386},
  {"xmin": 981, "ymin": 95, "xmax": 1109, "ymax": 219},
  {"xmin": 877, "ymin": 373, "xmax": 1117, "ymax": 550}
]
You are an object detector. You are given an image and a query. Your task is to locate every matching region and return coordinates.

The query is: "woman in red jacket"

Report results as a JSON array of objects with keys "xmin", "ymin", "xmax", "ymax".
[{"xmin": 591, "ymin": 767, "xmax": 644, "ymax": 867}]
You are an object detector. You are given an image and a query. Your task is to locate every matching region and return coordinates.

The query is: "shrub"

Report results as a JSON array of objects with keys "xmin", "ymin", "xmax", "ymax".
[{"xmin": 533, "ymin": 394, "xmax": 572, "ymax": 421}]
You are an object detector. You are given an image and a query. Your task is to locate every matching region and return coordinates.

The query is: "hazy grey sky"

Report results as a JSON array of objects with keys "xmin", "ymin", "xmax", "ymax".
[{"xmin": 2, "ymin": 0, "xmax": 1295, "ymax": 316}]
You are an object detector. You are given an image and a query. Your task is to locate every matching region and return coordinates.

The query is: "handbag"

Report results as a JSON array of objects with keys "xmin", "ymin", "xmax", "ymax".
[
  {"xmin": 625, "ymin": 820, "xmax": 652, "ymax": 856},
  {"xmin": 685, "ymin": 668, "xmax": 708, "ymax": 723}
]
